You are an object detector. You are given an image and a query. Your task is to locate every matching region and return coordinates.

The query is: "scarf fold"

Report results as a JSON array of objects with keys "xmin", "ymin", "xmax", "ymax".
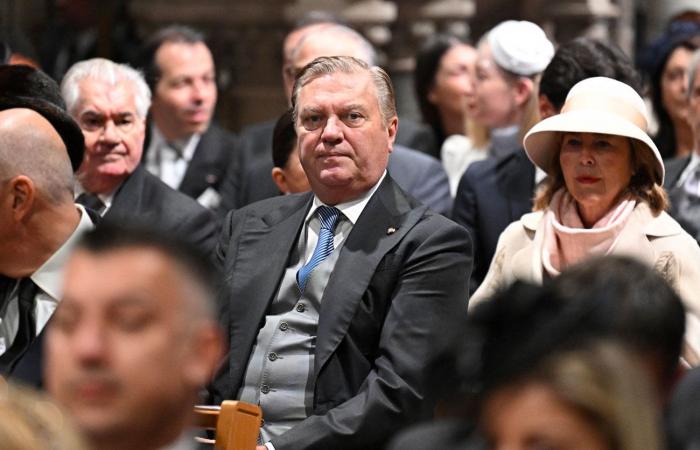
[{"xmin": 540, "ymin": 189, "xmax": 636, "ymax": 276}]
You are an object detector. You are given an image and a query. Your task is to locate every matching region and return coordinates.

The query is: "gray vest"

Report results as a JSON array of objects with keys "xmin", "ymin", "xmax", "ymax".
[{"xmin": 238, "ymin": 225, "xmax": 344, "ymax": 441}]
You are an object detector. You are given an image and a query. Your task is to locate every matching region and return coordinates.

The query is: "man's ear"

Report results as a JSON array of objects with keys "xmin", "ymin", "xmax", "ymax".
[
  {"xmin": 386, "ymin": 116, "xmax": 398, "ymax": 152},
  {"xmin": 512, "ymin": 77, "xmax": 534, "ymax": 108},
  {"xmin": 271, "ymin": 167, "xmax": 289, "ymax": 194},
  {"xmin": 9, "ymin": 175, "xmax": 36, "ymax": 221},
  {"xmin": 538, "ymin": 94, "xmax": 557, "ymax": 119}
]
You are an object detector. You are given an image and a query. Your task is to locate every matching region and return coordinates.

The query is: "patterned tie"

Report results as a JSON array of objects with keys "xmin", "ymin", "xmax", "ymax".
[
  {"xmin": 296, "ymin": 206, "xmax": 342, "ymax": 293},
  {"xmin": 76, "ymin": 192, "xmax": 105, "ymax": 214}
]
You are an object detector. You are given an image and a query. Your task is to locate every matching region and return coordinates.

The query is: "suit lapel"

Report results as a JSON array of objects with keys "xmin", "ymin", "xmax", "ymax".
[
  {"xmin": 179, "ymin": 128, "xmax": 220, "ymax": 196},
  {"xmin": 104, "ymin": 167, "xmax": 146, "ymax": 220},
  {"xmin": 226, "ymin": 194, "xmax": 312, "ymax": 383},
  {"xmin": 314, "ymin": 178, "xmax": 426, "ymax": 377}
]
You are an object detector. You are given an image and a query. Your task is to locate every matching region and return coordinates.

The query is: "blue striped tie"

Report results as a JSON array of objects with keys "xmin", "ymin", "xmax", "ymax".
[{"xmin": 297, "ymin": 206, "xmax": 341, "ymax": 293}]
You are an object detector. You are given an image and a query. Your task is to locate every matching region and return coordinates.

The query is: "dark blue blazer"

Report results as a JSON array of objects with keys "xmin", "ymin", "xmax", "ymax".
[{"xmin": 452, "ymin": 148, "xmax": 535, "ymax": 293}]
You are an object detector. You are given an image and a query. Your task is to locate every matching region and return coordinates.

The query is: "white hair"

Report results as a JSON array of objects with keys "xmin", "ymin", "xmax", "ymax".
[{"xmin": 61, "ymin": 58, "xmax": 151, "ymax": 118}]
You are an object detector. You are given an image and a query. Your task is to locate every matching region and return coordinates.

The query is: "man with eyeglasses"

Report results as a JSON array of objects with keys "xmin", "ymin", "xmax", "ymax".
[{"xmin": 61, "ymin": 58, "xmax": 218, "ymax": 254}]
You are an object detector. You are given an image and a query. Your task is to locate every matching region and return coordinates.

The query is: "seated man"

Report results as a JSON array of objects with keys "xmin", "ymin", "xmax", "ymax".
[
  {"xmin": 45, "ymin": 225, "xmax": 224, "ymax": 450},
  {"xmin": 0, "ymin": 65, "xmax": 95, "ymax": 385},
  {"xmin": 210, "ymin": 56, "xmax": 472, "ymax": 450},
  {"xmin": 61, "ymin": 58, "xmax": 218, "ymax": 253}
]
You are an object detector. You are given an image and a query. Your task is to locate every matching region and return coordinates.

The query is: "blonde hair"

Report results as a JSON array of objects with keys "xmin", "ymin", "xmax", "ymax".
[
  {"xmin": 533, "ymin": 343, "xmax": 662, "ymax": 450},
  {"xmin": 533, "ymin": 136, "xmax": 668, "ymax": 214},
  {"xmin": 0, "ymin": 381, "xmax": 88, "ymax": 450}
]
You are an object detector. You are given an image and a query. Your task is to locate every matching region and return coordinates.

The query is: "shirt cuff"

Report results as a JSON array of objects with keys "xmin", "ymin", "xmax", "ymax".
[{"xmin": 264, "ymin": 443, "xmax": 275, "ymax": 450}]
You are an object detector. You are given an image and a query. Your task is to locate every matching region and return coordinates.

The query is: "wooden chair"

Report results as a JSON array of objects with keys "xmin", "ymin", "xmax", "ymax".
[{"xmin": 194, "ymin": 400, "xmax": 262, "ymax": 450}]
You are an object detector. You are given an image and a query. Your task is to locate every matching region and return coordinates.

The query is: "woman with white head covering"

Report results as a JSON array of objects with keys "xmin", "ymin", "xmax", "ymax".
[
  {"xmin": 469, "ymin": 20, "xmax": 554, "ymax": 158},
  {"xmin": 471, "ymin": 76, "xmax": 700, "ymax": 365}
]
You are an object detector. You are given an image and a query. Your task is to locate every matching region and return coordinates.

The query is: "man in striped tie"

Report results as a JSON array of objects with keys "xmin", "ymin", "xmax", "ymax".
[{"xmin": 210, "ymin": 55, "xmax": 473, "ymax": 450}]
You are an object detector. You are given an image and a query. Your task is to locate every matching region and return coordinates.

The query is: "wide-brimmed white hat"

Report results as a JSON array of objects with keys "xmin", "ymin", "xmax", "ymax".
[{"xmin": 523, "ymin": 76, "xmax": 664, "ymax": 185}]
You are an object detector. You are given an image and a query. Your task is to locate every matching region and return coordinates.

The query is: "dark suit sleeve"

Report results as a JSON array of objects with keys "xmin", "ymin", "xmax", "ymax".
[
  {"xmin": 180, "ymin": 205, "xmax": 220, "ymax": 257},
  {"xmin": 271, "ymin": 217, "xmax": 472, "ymax": 450},
  {"xmin": 410, "ymin": 158, "xmax": 453, "ymax": 216},
  {"xmin": 452, "ymin": 167, "xmax": 482, "ymax": 294}
]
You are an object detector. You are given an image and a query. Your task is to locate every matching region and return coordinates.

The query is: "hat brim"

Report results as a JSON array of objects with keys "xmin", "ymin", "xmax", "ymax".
[
  {"xmin": 0, "ymin": 95, "xmax": 84, "ymax": 173},
  {"xmin": 523, "ymin": 109, "xmax": 664, "ymax": 185}
]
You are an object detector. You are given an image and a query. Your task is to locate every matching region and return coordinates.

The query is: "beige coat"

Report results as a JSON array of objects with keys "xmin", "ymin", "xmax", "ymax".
[{"xmin": 471, "ymin": 202, "xmax": 700, "ymax": 364}]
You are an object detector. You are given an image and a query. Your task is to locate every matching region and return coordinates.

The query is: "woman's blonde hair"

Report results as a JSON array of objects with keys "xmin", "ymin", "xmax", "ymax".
[
  {"xmin": 529, "ymin": 342, "xmax": 662, "ymax": 450},
  {"xmin": 0, "ymin": 381, "xmax": 88, "ymax": 450},
  {"xmin": 533, "ymin": 135, "xmax": 669, "ymax": 214}
]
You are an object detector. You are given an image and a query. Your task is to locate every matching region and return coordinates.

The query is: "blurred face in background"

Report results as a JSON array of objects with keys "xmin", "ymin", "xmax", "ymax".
[
  {"xmin": 428, "ymin": 43, "xmax": 479, "ymax": 125},
  {"xmin": 151, "ymin": 42, "xmax": 217, "ymax": 141},
  {"xmin": 471, "ymin": 43, "xmax": 521, "ymax": 128},
  {"xmin": 661, "ymin": 46, "xmax": 694, "ymax": 126}
]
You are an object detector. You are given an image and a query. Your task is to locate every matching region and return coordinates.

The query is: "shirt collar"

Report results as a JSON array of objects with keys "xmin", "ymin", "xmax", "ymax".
[
  {"xmin": 306, "ymin": 170, "xmax": 387, "ymax": 225},
  {"xmin": 677, "ymin": 151, "xmax": 700, "ymax": 187},
  {"xmin": 74, "ymin": 182, "xmax": 116, "ymax": 214},
  {"xmin": 151, "ymin": 125, "xmax": 201, "ymax": 161},
  {"xmin": 30, "ymin": 204, "xmax": 95, "ymax": 300}
]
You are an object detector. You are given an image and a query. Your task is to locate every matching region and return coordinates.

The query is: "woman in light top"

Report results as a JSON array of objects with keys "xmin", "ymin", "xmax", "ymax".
[{"xmin": 471, "ymin": 76, "xmax": 700, "ymax": 364}]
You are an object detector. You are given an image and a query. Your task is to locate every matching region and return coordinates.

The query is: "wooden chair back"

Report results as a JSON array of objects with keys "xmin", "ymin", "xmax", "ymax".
[{"xmin": 194, "ymin": 400, "xmax": 262, "ymax": 450}]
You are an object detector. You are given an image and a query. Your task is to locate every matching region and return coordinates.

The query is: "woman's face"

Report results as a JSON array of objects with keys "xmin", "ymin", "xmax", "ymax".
[
  {"xmin": 471, "ymin": 43, "xmax": 519, "ymax": 128},
  {"xmin": 661, "ymin": 46, "xmax": 694, "ymax": 124},
  {"xmin": 559, "ymin": 132, "xmax": 634, "ymax": 224},
  {"xmin": 481, "ymin": 383, "xmax": 610, "ymax": 450},
  {"xmin": 428, "ymin": 44, "xmax": 478, "ymax": 120}
]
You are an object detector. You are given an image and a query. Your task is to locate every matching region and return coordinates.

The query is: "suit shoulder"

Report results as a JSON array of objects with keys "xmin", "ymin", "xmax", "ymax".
[
  {"xmin": 229, "ymin": 192, "xmax": 309, "ymax": 218},
  {"xmin": 142, "ymin": 170, "xmax": 212, "ymax": 215}
]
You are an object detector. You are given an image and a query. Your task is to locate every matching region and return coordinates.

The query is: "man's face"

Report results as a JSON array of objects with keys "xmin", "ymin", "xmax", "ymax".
[
  {"xmin": 151, "ymin": 42, "xmax": 217, "ymax": 140},
  {"xmin": 296, "ymin": 71, "xmax": 397, "ymax": 204},
  {"xmin": 45, "ymin": 248, "xmax": 203, "ymax": 446},
  {"xmin": 74, "ymin": 78, "xmax": 145, "ymax": 191}
]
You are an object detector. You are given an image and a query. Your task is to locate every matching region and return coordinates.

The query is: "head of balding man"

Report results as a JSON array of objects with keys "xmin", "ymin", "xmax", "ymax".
[
  {"xmin": 0, "ymin": 108, "xmax": 74, "ymax": 206},
  {"xmin": 284, "ymin": 25, "xmax": 376, "ymax": 102},
  {"xmin": 0, "ymin": 108, "xmax": 77, "ymax": 277}
]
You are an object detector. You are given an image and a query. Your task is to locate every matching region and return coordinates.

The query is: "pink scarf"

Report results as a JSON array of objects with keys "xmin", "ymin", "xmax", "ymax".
[{"xmin": 541, "ymin": 189, "xmax": 636, "ymax": 276}]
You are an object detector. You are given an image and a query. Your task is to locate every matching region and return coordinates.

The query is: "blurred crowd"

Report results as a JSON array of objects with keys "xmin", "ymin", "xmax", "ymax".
[{"xmin": 1, "ymin": 4, "xmax": 700, "ymax": 450}]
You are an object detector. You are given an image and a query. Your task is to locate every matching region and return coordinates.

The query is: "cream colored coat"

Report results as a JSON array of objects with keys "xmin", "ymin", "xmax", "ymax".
[{"xmin": 471, "ymin": 202, "xmax": 700, "ymax": 364}]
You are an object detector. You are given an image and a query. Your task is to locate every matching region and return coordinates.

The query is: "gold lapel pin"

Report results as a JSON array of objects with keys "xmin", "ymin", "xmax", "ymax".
[{"xmin": 387, "ymin": 227, "xmax": 397, "ymax": 235}]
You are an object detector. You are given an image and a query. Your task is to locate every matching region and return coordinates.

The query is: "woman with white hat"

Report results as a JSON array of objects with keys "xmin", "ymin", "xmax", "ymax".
[
  {"xmin": 471, "ymin": 76, "xmax": 700, "ymax": 365},
  {"xmin": 468, "ymin": 20, "xmax": 554, "ymax": 159}
]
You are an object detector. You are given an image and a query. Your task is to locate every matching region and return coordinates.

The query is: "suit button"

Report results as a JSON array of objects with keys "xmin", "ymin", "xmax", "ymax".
[
  {"xmin": 260, "ymin": 384, "xmax": 270, "ymax": 394},
  {"xmin": 296, "ymin": 303, "xmax": 306, "ymax": 313},
  {"xmin": 268, "ymin": 352, "xmax": 278, "ymax": 361},
  {"xmin": 279, "ymin": 322, "xmax": 289, "ymax": 331}
]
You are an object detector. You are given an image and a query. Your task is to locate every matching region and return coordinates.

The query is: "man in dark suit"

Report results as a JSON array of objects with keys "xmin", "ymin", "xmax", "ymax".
[
  {"xmin": 0, "ymin": 65, "xmax": 95, "ymax": 385},
  {"xmin": 210, "ymin": 56, "xmax": 472, "ymax": 450},
  {"xmin": 139, "ymin": 25, "xmax": 237, "ymax": 210},
  {"xmin": 664, "ymin": 51, "xmax": 700, "ymax": 243},
  {"xmin": 220, "ymin": 22, "xmax": 450, "ymax": 215},
  {"xmin": 61, "ymin": 58, "xmax": 218, "ymax": 254}
]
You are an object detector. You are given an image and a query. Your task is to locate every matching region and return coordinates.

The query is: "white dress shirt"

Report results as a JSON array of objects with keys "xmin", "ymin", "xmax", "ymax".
[
  {"xmin": 145, "ymin": 126, "xmax": 201, "ymax": 190},
  {"xmin": 0, "ymin": 204, "xmax": 94, "ymax": 354}
]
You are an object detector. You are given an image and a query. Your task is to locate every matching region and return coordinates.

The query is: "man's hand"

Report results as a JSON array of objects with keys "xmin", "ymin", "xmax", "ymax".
[{"xmin": 256, "ymin": 446, "xmax": 267, "ymax": 450}]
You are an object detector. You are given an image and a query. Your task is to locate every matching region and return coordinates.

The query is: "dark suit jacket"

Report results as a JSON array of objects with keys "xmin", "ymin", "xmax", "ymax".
[
  {"xmin": 452, "ymin": 148, "xmax": 535, "ymax": 293},
  {"xmin": 142, "ymin": 122, "xmax": 237, "ymax": 200},
  {"xmin": 210, "ymin": 176, "xmax": 472, "ymax": 450},
  {"xmin": 104, "ymin": 166, "xmax": 219, "ymax": 255},
  {"xmin": 662, "ymin": 155, "xmax": 700, "ymax": 242},
  {"xmin": 664, "ymin": 156, "xmax": 690, "ymax": 190},
  {"xmin": 220, "ymin": 143, "xmax": 452, "ymax": 216}
]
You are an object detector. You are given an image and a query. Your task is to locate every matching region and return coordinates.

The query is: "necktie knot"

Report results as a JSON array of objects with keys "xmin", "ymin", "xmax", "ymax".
[
  {"xmin": 296, "ymin": 206, "xmax": 342, "ymax": 293},
  {"xmin": 76, "ymin": 192, "xmax": 105, "ymax": 213},
  {"xmin": 317, "ymin": 206, "xmax": 341, "ymax": 232}
]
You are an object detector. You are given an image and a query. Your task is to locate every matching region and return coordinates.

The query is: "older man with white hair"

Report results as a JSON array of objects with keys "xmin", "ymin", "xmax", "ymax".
[{"xmin": 61, "ymin": 58, "xmax": 218, "ymax": 253}]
